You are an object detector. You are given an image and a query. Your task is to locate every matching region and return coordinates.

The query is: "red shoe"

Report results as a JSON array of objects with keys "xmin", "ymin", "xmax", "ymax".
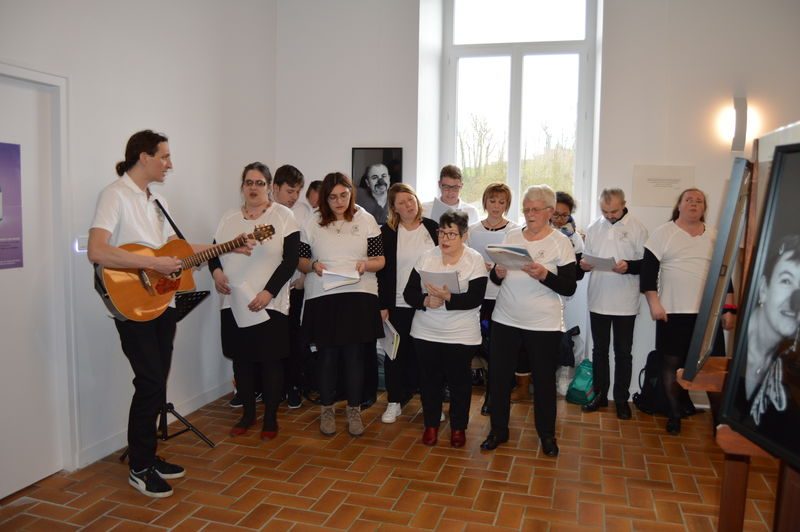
[
  {"xmin": 450, "ymin": 429, "xmax": 466, "ymax": 448},
  {"xmin": 422, "ymin": 427, "xmax": 438, "ymax": 446},
  {"xmin": 260, "ymin": 430, "xmax": 277, "ymax": 441},
  {"xmin": 229, "ymin": 420, "xmax": 254, "ymax": 437}
]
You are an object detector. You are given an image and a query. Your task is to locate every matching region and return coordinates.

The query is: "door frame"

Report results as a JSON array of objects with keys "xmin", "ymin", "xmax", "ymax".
[{"xmin": 0, "ymin": 61, "xmax": 78, "ymax": 471}]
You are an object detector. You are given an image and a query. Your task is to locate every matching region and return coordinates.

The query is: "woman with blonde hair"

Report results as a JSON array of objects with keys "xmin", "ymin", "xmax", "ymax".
[{"xmin": 376, "ymin": 183, "xmax": 439, "ymax": 423}]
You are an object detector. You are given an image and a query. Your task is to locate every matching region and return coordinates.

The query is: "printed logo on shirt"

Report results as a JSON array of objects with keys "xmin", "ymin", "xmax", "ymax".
[
  {"xmin": 535, "ymin": 249, "xmax": 546, "ymax": 261},
  {"xmin": 351, "ymin": 224, "xmax": 361, "ymax": 236}
]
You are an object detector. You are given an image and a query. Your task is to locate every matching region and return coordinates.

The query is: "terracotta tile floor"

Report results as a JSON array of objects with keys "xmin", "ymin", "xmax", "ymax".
[{"xmin": 0, "ymin": 391, "xmax": 779, "ymax": 530}]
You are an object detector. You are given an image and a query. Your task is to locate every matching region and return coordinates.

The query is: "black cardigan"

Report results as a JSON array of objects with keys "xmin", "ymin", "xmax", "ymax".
[{"xmin": 376, "ymin": 217, "xmax": 439, "ymax": 310}]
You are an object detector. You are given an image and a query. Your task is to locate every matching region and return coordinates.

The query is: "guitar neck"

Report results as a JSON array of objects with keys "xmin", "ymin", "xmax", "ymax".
[{"xmin": 180, "ymin": 235, "xmax": 248, "ymax": 270}]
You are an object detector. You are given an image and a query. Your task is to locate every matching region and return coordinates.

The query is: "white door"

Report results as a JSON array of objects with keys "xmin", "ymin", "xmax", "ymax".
[{"xmin": 0, "ymin": 74, "xmax": 65, "ymax": 498}]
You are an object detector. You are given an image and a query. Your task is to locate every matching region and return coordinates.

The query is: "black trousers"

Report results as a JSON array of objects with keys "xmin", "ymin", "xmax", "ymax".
[
  {"xmin": 318, "ymin": 344, "xmax": 363, "ymax": 407},
  {"xmin": 414, "ymin": 338, "xmax": 474, "ymax": 430},
  {"xmin": 489, "ymin": 322, "xmax": 561, "ymax": 439},
  {"xmin": 589, "ymin": 312, "xmax": 636, "ymax": 402},
  {"xmin": 383, "ymin": 307, "xmax": 419, "ymax": 403},
  {"xmin": 233, "ymin": 357, "xmax": 282, "ymax": 430},
  {"xmin": 114, "ymin": 308, "xmax": 177, "ymax": 472},
  {"xmin": 284, "ymin": 287, "xmax": 306, "ymax": 392},
  {"xmin": 362, "ymin": 342, "xmax": 379, "ymax": 403}
]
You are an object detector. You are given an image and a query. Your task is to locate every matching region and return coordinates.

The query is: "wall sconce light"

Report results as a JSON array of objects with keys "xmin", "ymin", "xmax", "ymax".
[{"xmin": 731, "ymin": 96, "xmax": 747, "ymax": 151}]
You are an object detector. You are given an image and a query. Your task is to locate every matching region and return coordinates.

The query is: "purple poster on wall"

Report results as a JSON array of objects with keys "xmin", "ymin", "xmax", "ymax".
[{"xmin": 0, "ymin": 142, "xmax": 23, "ymax": 269}]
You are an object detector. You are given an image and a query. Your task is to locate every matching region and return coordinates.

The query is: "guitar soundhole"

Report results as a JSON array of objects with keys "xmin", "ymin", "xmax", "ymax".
[{"xmin": 155, "ymin": 277, "xmax": 180, "ymax": 295}]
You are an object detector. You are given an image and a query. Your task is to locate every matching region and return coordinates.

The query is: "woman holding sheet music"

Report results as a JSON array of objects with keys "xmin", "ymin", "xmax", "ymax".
[
  {"xmin": 404, "ymin": 210, "xmax": 488, "ymax": 447},
  {"xmin": 482, "ymin": 185, "xmax": 577, "ymax": 457},
  {"xmin": 209, "ymin": 162, "xmax": 300, "ymax": 441},
  {"xmin": 468, "ymin": 183, "xmax": 519, "ymax": 415},
  {"xmin": 376, "ymin": 183, "xmax": 439, "ymax": 424},
  {"xmin": 298, "ymin": 172, "xmax": 385, "ymax": 437}
]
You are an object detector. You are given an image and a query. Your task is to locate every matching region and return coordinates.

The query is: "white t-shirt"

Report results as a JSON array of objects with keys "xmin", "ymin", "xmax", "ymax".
[
  {"xmin": 289, "ymin": 201, "xmax": 314, "ymax": 287},
  {"xmin": 214, "ymin": 203, "xmax": 299, "ymax": 316},
  {"xmin": 422, "ymin": 198, "xmax": 480, "ymax": 225},
  {"xmin": 645, "ymin": 221, "xmax": 715, "ymax": 314},
  {"xmin": 468, "ymin": 220, "xmax": 520, "ymax": 300},
  {"xmin": 90, "ymin": 175, "xmax": 175, "ymax": 248},
  {"xmin": 395, "ymin": 225, "xmax": 436, "ymax": 308},
  {"xmin": 410, "ymin": 246, "xmax": 487, "ymax": 345},
  {"xmin": 584, "ymin": 213, "xmax": 648, "ymax": 315},
  {"xmin": 492, "ymin": 227, "xmax": 576, "ymax": 332},
  {"xmin": 302, "ymin": 207, "xmax": 382, "ymax": 300}
]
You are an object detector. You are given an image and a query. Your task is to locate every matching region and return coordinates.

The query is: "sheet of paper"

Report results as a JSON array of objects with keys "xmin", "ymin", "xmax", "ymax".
[
  {"xmin": 381, "ymin": 319, "xmax": 400, "ymax": 360},
  {"xmin": 582, "ymin": 254, "xmax": 617, "ymax": 272},
  {"xmin": 429, "ymin": 197, "xmax": 451, "ymax": 222},
  {"xmin": 322, "ymin": 268, "xmax": 360, "ymax": 291},
  {"xmin": 230, "ymin": 281, "xmax": 270, "ymax": 328},
  {"xmin": 468, "ymin": 230, "xmax": 507, "ymax": 263},
  {"xmin": 485, "ymin": 244, "xmax": 533, "ymax": 270},
  {"xmin": 420, "ymin": 269, "xmax": 462, "ymax": 294}
]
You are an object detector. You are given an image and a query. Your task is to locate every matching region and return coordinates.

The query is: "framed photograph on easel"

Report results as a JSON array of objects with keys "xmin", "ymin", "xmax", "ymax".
[{"xmin": 720, "ymin": 143, "xmax": 800, "ymax": 470}]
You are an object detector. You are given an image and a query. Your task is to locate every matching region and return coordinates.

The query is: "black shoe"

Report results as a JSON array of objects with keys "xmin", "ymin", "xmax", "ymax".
[
  {"xmin": 154, "ymin": 456, "xmax": 185, "ymax": 479},
  {"xmin": 615, "ymin": 401, "xmax": 632, "ymax": 420},
  {"xmin": 480, "ymin": 433, "xmax": 508, "ymax": 451},
  {"xmin": 129, "ymin": 466, "xmax": 173, "ymax": 498},
  {"xmin": 303, "ymin": 389, "xmax": 321, "ymax": 405},
  {"xmin": 442, "ymin": 385, "xmax": 451, "ymax": 403},
  {"xmin": 480, "ymin": 394, "xmax": 491, "ymax": 416},
  {"xmin": 360, "ymin": 396, "xmax": 376, "ymax": 410},
  {"xmin": 229, "ymin": 392, "xmax": 243, "ymax": 408},
  {"xmin": 681, "ymin": 401, "xmax": 697, "ymax": 417},
  {"xmin": 666, "ymin": 417, "xmax": 681, "ymax": 434},
  {"xmin": 287, "ymin": 387, "xmax": 302, "ymax": 409},
  {"xmin": 581, "ymin": 394, "xmax": 606, "ymax": 413},
  {"xmin": 541, "ymin": 437, "xmax": 559, "ymax": 457}
]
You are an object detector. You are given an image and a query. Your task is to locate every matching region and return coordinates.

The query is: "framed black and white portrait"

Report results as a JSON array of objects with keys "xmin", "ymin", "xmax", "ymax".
[
  {"xmin": 721, "ymin": 143, "xmax": 800, "ymax": 469},
  {"xmin": 351, "ymin": 147, "xmax": 402, "ymax": 225}
]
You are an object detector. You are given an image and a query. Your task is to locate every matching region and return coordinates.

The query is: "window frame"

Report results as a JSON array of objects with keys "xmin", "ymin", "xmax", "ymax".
[{"xmin": 440, "ymin": 0, "xmax": 598, "ymax": 225}]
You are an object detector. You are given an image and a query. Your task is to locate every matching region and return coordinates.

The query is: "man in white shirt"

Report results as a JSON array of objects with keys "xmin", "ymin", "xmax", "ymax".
[
  {"xmin": 272, "ymin": 164, "xmax": 312, "ymax": 409},
  {"xmin": 88, "ymin": 130, "xmax": 249, "ymax": 498},
  {"xmin": 422, "ymin": 165, "xmax": 479, "ymax": 225},
  {"xmin": 579, "ymin": 188, "xmax": 648, "ymax": 420}
]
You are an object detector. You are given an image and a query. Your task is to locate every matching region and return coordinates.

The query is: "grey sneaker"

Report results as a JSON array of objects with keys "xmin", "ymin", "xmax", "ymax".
[
  {"xmin": 320, "ymin": 405, "xmax": 336, "ymax": 436},
  {"xmin": 346, "ymin": 406, "xmax": 364, "ymax": 436}
]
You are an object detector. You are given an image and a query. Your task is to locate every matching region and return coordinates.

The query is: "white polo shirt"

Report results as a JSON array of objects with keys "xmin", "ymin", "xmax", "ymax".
[
  {"xmin": 301, "ymin": 207, "xmax": 381, "ymax": 300},
  {"xmin": 90, "ymin": 175, "xmax": 175, "ymax": 248},
  {"xmin": 409, "ymin": 246, "xmax": 487, "ymax": 346},
  {"xmin": 645, "ymin": 221, "xmax": 715, "ymax": 314},
  {"xmin": 492, "ymin": 227, "xmax": 576, "ymax": 332},
  {"xmin": 214, "ymin": 203, "xmax": 299, "ymax": 316},
  {"xmin": 584, "ymin": 213, "xmax": 648, "ymax": 315}
]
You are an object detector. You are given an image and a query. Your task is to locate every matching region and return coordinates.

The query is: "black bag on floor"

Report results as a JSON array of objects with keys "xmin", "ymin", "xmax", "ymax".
[{"xmin": 632, "ymin": 350, "xmax": 670, "ymax": 415}]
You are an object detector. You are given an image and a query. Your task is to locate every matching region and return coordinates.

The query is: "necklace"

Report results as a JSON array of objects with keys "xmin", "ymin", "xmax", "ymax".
[
  {"xmin": 332, "ymin": 219, "xmax": 346, "ymax": 234},
  {"xmin": 242, "ymin": 203, "xmax": 268, "ymax": 220},
  {"xmin": 483, "ymin": 217, "xmax": 507, "ymax": 230}
]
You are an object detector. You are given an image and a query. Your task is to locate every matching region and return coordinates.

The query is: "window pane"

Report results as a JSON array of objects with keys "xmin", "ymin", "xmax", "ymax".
[
  {"xmin": 520, "ymin": 54, "xmax": 579, "ymax": 196},
  {"xmin": 456, "ymin": 56, "xmax": 510, "ymax": 207},
  {"xmin": 454, "ymin": 0, "xmax": 585, "ymax": 45}
]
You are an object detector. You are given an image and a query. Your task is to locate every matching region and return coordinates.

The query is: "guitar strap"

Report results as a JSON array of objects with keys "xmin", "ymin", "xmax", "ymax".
[{"xmin": 154, "ymin": 199, "xmax": 185, "ymax": 240}]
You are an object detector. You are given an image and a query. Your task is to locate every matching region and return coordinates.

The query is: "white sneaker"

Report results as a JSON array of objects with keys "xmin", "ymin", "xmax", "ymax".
[{"xmin": 381, "ymin": 402, "xmax": 402, "ymax": 423}]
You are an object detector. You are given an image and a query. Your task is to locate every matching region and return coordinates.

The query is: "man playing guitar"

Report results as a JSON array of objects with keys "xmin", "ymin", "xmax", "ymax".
[{"xmin": 87, "ymin": 130, "xmax": 252, "ymax": 497}]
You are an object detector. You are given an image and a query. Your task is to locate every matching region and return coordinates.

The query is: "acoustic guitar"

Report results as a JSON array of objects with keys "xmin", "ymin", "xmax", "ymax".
[{"xmin": 94, "ymin": 224, "xmax": 274, "ymax": 322}]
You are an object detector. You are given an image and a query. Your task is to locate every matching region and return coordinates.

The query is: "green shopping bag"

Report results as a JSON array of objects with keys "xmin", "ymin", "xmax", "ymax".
[{"xmin": 566, "ymin": 359, "xmax": 596, "ymax": 405}]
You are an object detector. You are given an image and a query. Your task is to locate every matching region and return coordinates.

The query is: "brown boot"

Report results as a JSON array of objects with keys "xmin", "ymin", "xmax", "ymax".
[{"xmin": 510, "ymin": 374, "xmax": 532, "ymax": 403}]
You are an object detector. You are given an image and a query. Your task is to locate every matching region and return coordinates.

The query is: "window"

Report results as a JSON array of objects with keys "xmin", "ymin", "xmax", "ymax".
[{"xmin": 442, "ymin": 0, "xmax": 597, "ymax": 223}]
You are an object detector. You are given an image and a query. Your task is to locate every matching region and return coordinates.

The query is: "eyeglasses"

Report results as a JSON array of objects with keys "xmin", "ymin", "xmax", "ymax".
[
  {"xmin": 437, "ymin": 230, "xmax": 462, "ymax": 241},
  {"xmin": 244, "ymin": 179, "xmax": 267, "ymax": 187},
  {"xmin": 522, "ymin": 206, "xmax": 552, "ymax": 215},
  {"xmin": 551, "ymin": 212, "xmax": 570, "ymax": 219},
  {"xmin": 440, "ymin": 184, "xmax": 462, "ymax": 191}
]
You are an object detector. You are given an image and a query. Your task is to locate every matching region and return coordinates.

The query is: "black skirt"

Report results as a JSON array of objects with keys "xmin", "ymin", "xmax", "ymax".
[
  {"xmin": 302, "ymin": 292, "xmax": 383, "ymax": 347},
  {"xmin": 220, "ymin": 308, "xmax": 289, "ymax": 362}
]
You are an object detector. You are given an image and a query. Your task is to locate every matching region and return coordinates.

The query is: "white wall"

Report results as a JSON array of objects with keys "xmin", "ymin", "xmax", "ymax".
[
  {"xmin": 274, "ymin": 0, "xmax": 421, "ymax": 188},
  {"xmin": 597, "ymin": 0, "xmax": 800, "ymax": 393},
  {"xmin": 0, "ymin": 0, "xmax": 277, "ymax": 467}
]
